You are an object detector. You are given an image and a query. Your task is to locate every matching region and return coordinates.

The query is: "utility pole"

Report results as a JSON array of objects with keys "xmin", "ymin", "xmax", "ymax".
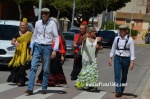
[
  {"xmin": 104, "ymin": 7, "xmax": 108, "ymax": 30},
  {"xmin": 92, "ymin": 0, "xmax": 96, "ymax": 27},
  {"xmin": 71, "ymin": 0, "xmax": 75, "ymax": 28},
  {"xmin": 38, "ymin": 0, "xmax": 42, "ymax": 20},
  {"xmin": 130, "ymin": 4, "xmax": 134, "ymax": 36},
  {"xmin": 104, "ymin": 0, "xmax": 108, "ymax": 30},
  {"xmin": 114, "ymin": 14, "xmax": 116, "ymax": 30}
]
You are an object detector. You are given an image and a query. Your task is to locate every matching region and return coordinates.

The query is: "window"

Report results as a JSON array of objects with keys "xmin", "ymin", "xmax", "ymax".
[
  {"xmin": 63, "ymin": 33, "xmax": 74, "ymax": 40},
  {"xmin": 0, "ymin": 25, "xmax": 19, "ymax": 40}
]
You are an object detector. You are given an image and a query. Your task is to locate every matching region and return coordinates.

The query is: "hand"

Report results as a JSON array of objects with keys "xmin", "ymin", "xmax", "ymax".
[
  {"xmin": 51, "ymin": 51, "xmax": 56, "ymax": 59},
  {"xmin": 96, "ymin": 44, "xmax": 99, "ymax": 49},
  {"xmin": 129, "ymin": 61, "xmax": 134, "ymax": 70},
  {"xmin": 96, "ymin": 45, "xmax": 103, "ymax": 50},
  {"xmin": 109, "ymin": 58, "xmax": 112, "ymax": 66},
  {"xmin": 61, "ymin": 55, "xmax": 65, "ymax": 61},
  {"xmin": 99, "ymin": 46, "xmax": 103, "ymax": 50},
  {"xmin": 30, "ymin": 50, "xmax": 32, "ymax": 55},
  {"xmin": 15, "ymin": 42, "xmax": 20, "ymax": 47},
  {"xmin": 73, "ymin": 43, "xmax": 77, "ymax": 48},
  {"xmin": 40, "ymin": 58, "xmax": 42, "ymax": 63}
]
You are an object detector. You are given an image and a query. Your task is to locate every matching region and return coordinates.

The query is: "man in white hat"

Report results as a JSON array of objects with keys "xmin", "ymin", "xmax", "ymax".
[
  {"xmin": 25, "ymin": 7, "xmax": 59, "ymax": 95},
  {"xmin": 109, "ymin": 24, "xmax": 135, "ymax": 97}
]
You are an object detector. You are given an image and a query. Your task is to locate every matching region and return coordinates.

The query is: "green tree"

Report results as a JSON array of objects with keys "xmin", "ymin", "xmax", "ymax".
[
  {"xmin": 101, "ymin": 21, "xmax": 120, "ymax": 30},
  {"xmin": 45, "ymin": 0, "xmax": 72, "ymax": 19},
  {"xmin": 74, "ymin": 0, "xmax": 130, "ymax": 25},
  {"xmin": 0, "ymin": 0, "xmax": 36, "ymax": 20}
]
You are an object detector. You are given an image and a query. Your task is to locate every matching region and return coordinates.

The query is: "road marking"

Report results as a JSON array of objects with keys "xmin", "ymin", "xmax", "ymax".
[
  {"xmin": 14, "ymin": 87, "xmax": 65, "ymax": 99},
  {"xmin": 72, "ymin": 91, "xmax": 107, "ymax": 99},
  {"xmin": 0, "ymin": 83, "xmax": 17, "ymax": 92}
]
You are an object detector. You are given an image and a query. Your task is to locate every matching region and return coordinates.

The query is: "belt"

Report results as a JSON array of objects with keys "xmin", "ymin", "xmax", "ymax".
[
  {"xmin": 115, "ymin": 55, "xmax": 130, "ymax": 58},
  {"xmin": 38, "ymin": 43, "xmax": 51, "ymax": 46}
]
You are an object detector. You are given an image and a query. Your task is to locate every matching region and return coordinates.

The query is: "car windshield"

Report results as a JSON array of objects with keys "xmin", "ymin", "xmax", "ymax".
[
  {"xmin": 0, "ymin": 24, "xmax": 33, "ymax": 40},
  {"xmin": 68, "ymin": 28, "xmax": 80, "ymax": 34},
  {"xmin": 63, "ymin": 33, "xmax": 74, "ymax": 40},
  {"xmin": 98, "ymin": 31, "xmax": 115, "ymax": 39},
  {"xmin": 0, "ymin": 25, "xmax": 19, "ymax": 40}
]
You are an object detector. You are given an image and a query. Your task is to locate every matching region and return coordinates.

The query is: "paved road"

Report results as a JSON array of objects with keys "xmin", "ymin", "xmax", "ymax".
[{"xmin": 0, "ymin": 46, "xmax": 150, "ymax": 99}]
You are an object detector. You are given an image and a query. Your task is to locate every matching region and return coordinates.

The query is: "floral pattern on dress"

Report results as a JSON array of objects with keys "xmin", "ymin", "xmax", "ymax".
[{"xmin": 75, "ymin": 37, "xmax": 99, "ymax": 89}]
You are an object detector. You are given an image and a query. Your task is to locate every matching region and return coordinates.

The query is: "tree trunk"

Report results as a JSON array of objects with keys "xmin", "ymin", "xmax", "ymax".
[
  {"xmin": 54, "ymin": 6, "xmax": 60, "ymax": 30},
  {"xmin": 57, "ymin": 10, "xmax": 60, "ymax": 19},
  {"xmin": 17, "ymin": 3, "xmax": 22, "ymax": 21}
]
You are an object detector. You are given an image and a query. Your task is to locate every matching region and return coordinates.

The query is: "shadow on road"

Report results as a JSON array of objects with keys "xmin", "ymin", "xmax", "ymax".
[{"xmin": 122, "ymin": 93, "xmax": 138, "ymax": 98}]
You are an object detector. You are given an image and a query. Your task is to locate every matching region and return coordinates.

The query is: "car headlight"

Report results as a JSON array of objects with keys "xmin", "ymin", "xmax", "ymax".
[{"xmin": 7, "ymin": 46, "xmax": 16, "ymax": 51}]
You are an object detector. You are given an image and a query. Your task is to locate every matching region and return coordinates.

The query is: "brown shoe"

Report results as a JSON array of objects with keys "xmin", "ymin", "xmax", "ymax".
[
  {"xmin": 17, "ymin": 83, "xmax": 25, "ymax": 87},
  {"xmin": 41, "ymin": 90, "xmax": 47, "ymax": 94},
  {"xmin": 115, "ymin": 93, "xmax": 122, "ymax": 97},
  {"xmin": 24, "ymin": 90, "xmax": 33, "ymax": 95}
]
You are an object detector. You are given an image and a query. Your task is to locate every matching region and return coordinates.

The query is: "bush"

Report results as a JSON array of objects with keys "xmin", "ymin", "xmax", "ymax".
[
  {"xmin": 101, "ymin": 21, "xmax": 138, "ymax": 36},
  {"xmin": 130, "ymin": 29, "xmax": 138, "ymax": 36}
]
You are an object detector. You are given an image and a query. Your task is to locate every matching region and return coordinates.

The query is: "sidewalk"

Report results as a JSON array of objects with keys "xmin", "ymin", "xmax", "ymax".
[
  {"xmin": 134, "ymin": 40, "xmax": 145, "ymax": 44},
  {"xmin": 133, "ymin": 39, "xmax": 150, "ymax": 99}
]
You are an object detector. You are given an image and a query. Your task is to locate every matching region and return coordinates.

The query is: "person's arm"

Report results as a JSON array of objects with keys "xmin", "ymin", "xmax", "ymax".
[
  {"xmin": 59, "ymin": 36, "xmax": 66, "ymax": 62},
  {"xmin": 96, "ymin": 37, "xmax": 103, "ymax": 50},
  {"xmin": 129, "ymin": 38, "xmax": 135, "ymax": 70},
  {"xmin": 73, "ymin": 34, "xmax": 78, "ymax": 48},
  {"xmin": 59, "ymin": 36, "xmax": 66, "ymax": 55},
  {"xmin": 51, "ymin": 22, "xmax": 59, "ymax": 59},
  {"xmin": 11, "ymin": 33, "xmax": 20, "ymax": 46},
  {"xmin": 30, "ymin": 21, "xmax": 38, "ymax": 49},
  {"xmin": 11, "ymin": 38, "xmax": 17, "ymax": 45},
  {"xmin": 109, "ymin": 37, "xmax": 117, "ymax": 66},
  {"xmin": 52, "ymin": 22, "xmax": 59, "ymax": 51}
]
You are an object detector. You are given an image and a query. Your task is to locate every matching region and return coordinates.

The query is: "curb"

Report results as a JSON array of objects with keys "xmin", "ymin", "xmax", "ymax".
[
  {"xmin": 141, "ymin": 72, "xmax": 150, "ymax": 99},
  {"xmin": 133, "ymin": 64, "xmax": 150, "ymax": 99},
  {"xmin": 135, "ymin": 44, "xmax": 150, "ymax": 46}
]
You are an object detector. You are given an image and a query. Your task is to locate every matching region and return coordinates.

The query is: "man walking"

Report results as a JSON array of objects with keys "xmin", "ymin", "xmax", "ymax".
[
  {"xmin": 25, "ymin": 8, "xmax": 59, "ymax": 95},
  {"xmin": 109, "ymin": 24, "xmax": 135, "ymax": 97}
]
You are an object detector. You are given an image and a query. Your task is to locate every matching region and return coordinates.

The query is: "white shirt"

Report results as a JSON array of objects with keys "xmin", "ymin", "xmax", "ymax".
[
  {"xmin": 30, "ymin": 18, "xmax": 59, "ymax": 51},
  {"xmin": 110, "ymin": 35, "xmax": 135, "ymax": 60}
]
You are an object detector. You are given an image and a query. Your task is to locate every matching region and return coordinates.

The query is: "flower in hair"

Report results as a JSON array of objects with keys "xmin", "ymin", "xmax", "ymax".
[
  {"xmin": 23, "ymin": 18, "xmax": 27, "ymax": 22},
  {"xmin": 82, "ymin": 21, "xmax": 87, "ymax": 25}
]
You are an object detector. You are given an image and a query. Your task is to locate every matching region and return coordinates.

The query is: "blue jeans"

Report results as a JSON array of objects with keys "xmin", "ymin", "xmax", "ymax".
[
  {"xmin": 27, "ymin": 43, "xmax": 52, "ymax": 91},
  {"xmin": 114, "ymin": 55, "xmax": 130, "ymax": 93}
]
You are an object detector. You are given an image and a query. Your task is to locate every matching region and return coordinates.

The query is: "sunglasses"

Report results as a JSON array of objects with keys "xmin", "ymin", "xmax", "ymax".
[{"xmin": 41, "ymin": 12, "xmax": 49, "ymax": 15}]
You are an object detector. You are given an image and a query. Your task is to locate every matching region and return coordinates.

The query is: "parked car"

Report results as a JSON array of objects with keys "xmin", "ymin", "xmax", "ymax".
[
  {"xmin": 62, "ymin": 32, "xmax": 75, "ymax": 56},
  {"xmin": 109, "ymin": 30, "xmax": 119, "ymax": 36},
  {"xmin": 0, "ymin": 20, "xmax": 34, "ymax": 66},
  {"xmin": 145, "ymin": 33, "xmax": 150, "ymax": 44},
  {"xmin": 68, "ymin": 27, "xmax": 80, "ymax": 34},
  {"xmin": 97, "ymin": 30, "xmax": 116, "ymax": 47}
]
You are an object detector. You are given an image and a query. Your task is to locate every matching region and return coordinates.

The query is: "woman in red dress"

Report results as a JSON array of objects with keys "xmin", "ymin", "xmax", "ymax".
[
  {"xmin": 37, "ymin": 32, "xmax": 67, "ymax": 86},
  {"xmin": 70, "ymin": 21, "xmax": 88, "ymax": 80}
]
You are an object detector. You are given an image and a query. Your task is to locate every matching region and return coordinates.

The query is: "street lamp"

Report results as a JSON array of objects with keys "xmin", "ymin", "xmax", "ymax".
[
  {"xmin": 104, "ymin": 0, "xmax": 108, "ymax": 30},
  {"xmin": 114, "ymin": 12, "xmax": 116, "ymax": 30},
  {"xmin": 38, "ymin": 0, "xmax": 42, "ymax": 20},
  {"xmin": 71, "ymin": 0, "xmax": 75, "ymax": 28},
  {"xmin": 130, "ymin": 4, "xmax": 134, "ymax": 36},
  {"xmin": 92, "ymin": 0, "xmax": 96, "ymax": 27}
]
